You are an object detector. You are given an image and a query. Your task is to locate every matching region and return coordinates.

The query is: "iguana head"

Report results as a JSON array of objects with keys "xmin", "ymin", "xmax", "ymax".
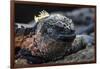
[{"xmin": 35, "ymin": 12, "xmax": 76, "ymax": 42}]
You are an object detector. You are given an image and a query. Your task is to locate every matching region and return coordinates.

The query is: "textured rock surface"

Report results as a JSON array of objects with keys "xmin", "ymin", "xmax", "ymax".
[{"xmin": 45, "ymin": 45, "xmax": 94, "ymax": 64}]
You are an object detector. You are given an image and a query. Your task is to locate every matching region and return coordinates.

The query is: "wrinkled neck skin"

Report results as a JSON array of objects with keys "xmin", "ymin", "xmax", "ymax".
[{"xmin": 32, "ymin": 32, "xmax": 74, "ymax": 61}]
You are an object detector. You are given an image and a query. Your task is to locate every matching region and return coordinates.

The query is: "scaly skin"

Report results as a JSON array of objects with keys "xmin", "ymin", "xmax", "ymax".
[{"xmin": 15, "ymin": 13, "xmax": 86, "ymax": 64}]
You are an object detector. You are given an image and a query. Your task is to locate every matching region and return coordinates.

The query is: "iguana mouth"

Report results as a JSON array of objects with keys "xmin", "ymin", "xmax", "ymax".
[
  {"xmin": 56, "ymin": 29, "xmax": 76, "ymax": 42},
  {"xmin": 57, "ymin": 33, "xmax": 76, "ymax": 42}
]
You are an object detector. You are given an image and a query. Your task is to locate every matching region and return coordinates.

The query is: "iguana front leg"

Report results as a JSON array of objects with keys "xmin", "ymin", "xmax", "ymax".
[{"xmin": 65, "ymin": 35, "xmax": 87, "ymax": 56}]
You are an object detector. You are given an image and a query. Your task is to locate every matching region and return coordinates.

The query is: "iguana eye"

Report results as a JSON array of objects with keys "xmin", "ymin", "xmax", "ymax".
[{"xmin": 55, "ymin": 21, "xmax": 67, "ymax": 29}]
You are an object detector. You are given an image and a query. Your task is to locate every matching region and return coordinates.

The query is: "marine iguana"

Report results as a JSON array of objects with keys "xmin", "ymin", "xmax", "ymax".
[{"xmin": 15, "ymin": 10, "xmax": 87, "ymax": 64}]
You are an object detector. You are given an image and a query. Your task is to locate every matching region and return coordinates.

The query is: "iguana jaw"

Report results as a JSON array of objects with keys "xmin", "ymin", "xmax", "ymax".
[{"xmin": 56, "ymin": 33, "xmax": 76, "ymax": 42}]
